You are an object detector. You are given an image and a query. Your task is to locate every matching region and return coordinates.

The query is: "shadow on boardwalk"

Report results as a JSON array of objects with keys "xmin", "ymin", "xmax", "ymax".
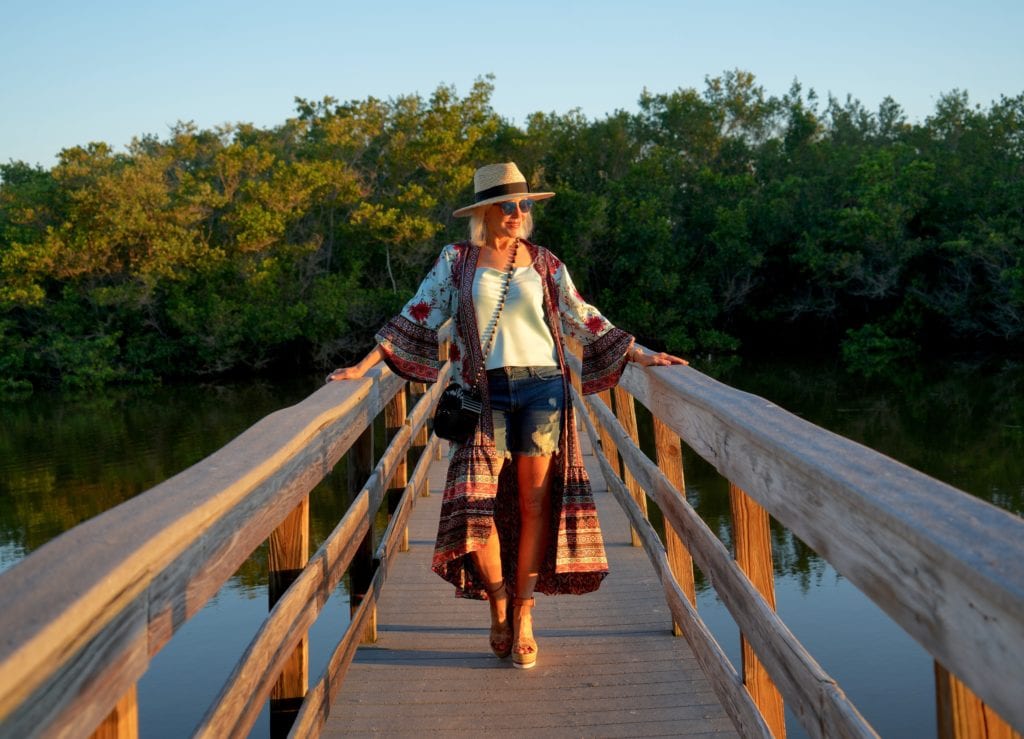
[{"xmin": 323, "ymin": 434, "xmax": 737, "ymax": 738}]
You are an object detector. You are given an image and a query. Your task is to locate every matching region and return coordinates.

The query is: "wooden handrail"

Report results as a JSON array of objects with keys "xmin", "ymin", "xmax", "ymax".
[
  {"xmin": 0, "ymin": 351, "xmax": 433, "ymax": 737},
  {"xmin": 194, "ymin": 370, "xmax": 447, "ymax": 736},
  {"xmin": 574, "ymin": 386, "xmax": 775, "ymax": 738},
  {"xmin": 288, "ymin": 432, "xmax": 441, "ymax": 738},
  {"xmin": 566, "ymin": 345, "xmax": 1024, "ymax": 736},
  {"xmin": 574, "ymin": 383, "xmax": 876, "ymax": 738}
]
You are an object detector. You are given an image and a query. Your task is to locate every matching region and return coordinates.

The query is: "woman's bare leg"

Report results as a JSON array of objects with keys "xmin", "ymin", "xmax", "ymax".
[
  {"xmin": 513, "ymin": 452, "xmax": 555, "ymax": 663},
  {"xmin": 471, "ymin": 460, "xmax": 510, "ymax": 654},
  {"xmin": 472, "ymin": 517, "xmax": 505, "ymax": 589}
]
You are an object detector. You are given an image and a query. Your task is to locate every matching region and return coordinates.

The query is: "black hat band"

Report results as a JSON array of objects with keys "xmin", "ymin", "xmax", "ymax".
[{"xmin": 475, "ymin": 181, "xmax": 529, "ymax": 202}]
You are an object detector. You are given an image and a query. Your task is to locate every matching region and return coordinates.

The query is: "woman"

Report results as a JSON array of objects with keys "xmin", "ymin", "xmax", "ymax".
[{"xmin": 328, "ymin": 162, "xmax": 687, "ymax": 669}]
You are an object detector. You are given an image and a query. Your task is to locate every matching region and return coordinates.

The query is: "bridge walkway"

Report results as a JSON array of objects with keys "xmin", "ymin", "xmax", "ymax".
[{"xmin": 323, "ymin": 433, "xmax": 737, "ymax": 737}]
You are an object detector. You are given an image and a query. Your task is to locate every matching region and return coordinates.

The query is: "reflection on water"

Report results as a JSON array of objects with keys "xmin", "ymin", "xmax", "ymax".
[
  {"xmin": 1, "ymin": 359, "xmax": 1021, "ymax": 737},
  {"xmin": 0, "ymin": 380, "xmax": 313, "ymax": 560}
]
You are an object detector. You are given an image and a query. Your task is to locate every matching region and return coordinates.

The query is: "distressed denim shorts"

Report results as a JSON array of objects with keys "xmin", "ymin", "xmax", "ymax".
[{"xmin": 487, "ymin": 366, "xmax": 565, "ymax": 458}]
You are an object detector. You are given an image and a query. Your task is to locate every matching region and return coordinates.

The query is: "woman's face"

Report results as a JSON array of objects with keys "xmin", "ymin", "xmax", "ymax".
[{"xmin": 484, "ymin": 200, "xmax": 525, "ymax": 241}]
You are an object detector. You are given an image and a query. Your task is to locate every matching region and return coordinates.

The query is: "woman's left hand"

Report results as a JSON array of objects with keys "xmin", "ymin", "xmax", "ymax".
[{"xmin": 631, "ymin": 347, "xmax": 689, "ymax": 367}]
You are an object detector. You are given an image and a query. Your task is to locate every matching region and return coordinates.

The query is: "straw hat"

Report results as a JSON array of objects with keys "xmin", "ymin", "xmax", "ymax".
[{"xmin": 452, "ymin": 162, "xmax": 555, "ymax": 217}]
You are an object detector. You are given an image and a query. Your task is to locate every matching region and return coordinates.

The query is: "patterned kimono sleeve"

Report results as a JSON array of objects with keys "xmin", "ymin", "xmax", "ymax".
[
  {"xmin": 552, "ymin": 259, "xmax": 635, "ymax": 394},
  {"xmin": 374, "ymin": 244, "xmax": 459, "ymax": 383}
]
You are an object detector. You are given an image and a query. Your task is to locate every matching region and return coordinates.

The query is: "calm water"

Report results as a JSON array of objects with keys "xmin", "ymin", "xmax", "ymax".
[{"xmin": 1, "ymin": 358, "xmax": 1021, "ymax": 737}]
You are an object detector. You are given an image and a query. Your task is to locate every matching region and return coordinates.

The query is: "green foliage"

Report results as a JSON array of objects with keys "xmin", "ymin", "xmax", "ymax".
[
  {"xmin": 841, "ymin": 324, "xmax": 918, "ymax": 379},
  {"xmin": 1, "ymin": 73, "xmax": 1022, "ymax": 388}
]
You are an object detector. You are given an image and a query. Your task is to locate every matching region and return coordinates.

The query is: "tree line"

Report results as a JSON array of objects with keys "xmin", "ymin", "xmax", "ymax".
[{"xmin": 1, "ymin": 71, "xmax": 1021, "ymax": 392}]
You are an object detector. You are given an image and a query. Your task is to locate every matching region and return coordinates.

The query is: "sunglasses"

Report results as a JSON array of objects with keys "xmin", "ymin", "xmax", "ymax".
[{"xmin": 497, "ymin": 198, "xmax": 534, "ymax": 215}]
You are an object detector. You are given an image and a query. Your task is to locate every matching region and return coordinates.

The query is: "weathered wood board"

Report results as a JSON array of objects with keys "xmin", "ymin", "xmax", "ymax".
[{"xmin": 322, "ymin": 433, "xmax": 738, "ymax": 738}]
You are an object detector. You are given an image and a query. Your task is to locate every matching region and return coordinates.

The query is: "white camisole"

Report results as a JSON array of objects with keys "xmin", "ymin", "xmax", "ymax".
[{"xmin": 473, "ymin": 264, "xmax": 559, "ymax": 370}]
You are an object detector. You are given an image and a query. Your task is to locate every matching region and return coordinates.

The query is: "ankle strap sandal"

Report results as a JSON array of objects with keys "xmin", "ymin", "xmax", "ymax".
[{"xmin": 512, "ymin": 597, "xmax": 538, "ymax": 669}]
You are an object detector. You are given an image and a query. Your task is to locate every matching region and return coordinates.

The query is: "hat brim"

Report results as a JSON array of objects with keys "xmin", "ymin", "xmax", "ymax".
[{"xmin": 452, "ymin": 191, "xmax": 555, "ymax": 218}]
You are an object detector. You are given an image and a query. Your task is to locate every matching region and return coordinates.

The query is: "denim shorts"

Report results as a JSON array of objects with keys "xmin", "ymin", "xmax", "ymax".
[{"xmin": 487, "ymin": 366, "xmax": 565, "ymax": 458}]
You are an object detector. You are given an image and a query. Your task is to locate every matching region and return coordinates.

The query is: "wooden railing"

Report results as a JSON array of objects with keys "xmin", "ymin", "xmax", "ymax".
[
  {"xmin": 2, "ymin": 335, "xmax": 1022, "ymax": 738},
  {"xmin": 0, "ymin": 347, "xmax": 449, "ymax": 738},
  {"xmin": 564, "ymin": 342, "xmax": 1024, "ymax": 738}
]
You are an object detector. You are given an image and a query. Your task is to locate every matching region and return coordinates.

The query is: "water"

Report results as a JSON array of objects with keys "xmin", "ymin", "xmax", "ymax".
[{"xmin": 1, "ymin": 359, "xmax": 1021, "ymax": 737}]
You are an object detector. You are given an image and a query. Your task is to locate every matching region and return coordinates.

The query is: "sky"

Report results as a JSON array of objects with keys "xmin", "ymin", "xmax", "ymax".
[{"xmin": 2, "ymin": 0, "xmax": 1022, "ymax": 168}]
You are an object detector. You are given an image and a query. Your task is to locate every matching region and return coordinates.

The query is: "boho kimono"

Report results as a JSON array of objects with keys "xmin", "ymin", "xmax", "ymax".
[{"xmin": 375, "ymin": 240, "xmax": 634, "ymax": 599}]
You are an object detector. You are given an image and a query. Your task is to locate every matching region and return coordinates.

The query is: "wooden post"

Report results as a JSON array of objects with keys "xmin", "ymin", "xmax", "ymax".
[
  {"xmin": 613, "ymin": 386, "xmax": 647, "ymax": 547},
  {"xmin": 348, "ymin": 423, "xmax": 377, "ymax": 643},
  {"xmin": 592, "ymin": 386, "xmax": 625, "ymax": 541},
  {"xmin": 267, "ymin": 498, "xmax": 309, "ymax": 738},
  {"xmin": 936, "ymin": 662, "xmax": 1021, "ymax": 739},
  {"xmin": 595, "ymin": 389, "xmax": 619, "ymax": 472},
  {"xmin": 90, "ymin": 685, "xmax": 138, "ymax": 739},
  {"xmin": 385, "ymin": 389, "xmax": 410, "ymax": 552},
  {"xmin": 653, "ymin": 417, "xmax": 696, "ymax": 636},
  {"xmin": 411, "ymin": 381, "xmax": 430, "ymax": 479},
  {"xmin": 729, "ymin": 483, "xmax": 785, "ymax": 737},
  {"xmin": 409, "ymin": 382, "xmax": 425, "ymax": 446}
]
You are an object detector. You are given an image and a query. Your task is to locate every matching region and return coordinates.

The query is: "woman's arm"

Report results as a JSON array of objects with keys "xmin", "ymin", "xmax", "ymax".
[
  {"xmin": 326, "ymin": 345, "xmax": 385, "ymax": 382},
  {"xmin": 548, "ymin": 255, "xmax": 687, "ymax": 389},
  {"xmin": 327, "ymin": 244, "xmax": 461, "ymax": 385},
  {"xmin": 373, "ymin": 244, "xmax": 461, "ymax": 383},
  {"xmin": 626, "ymin": 344, "xmax": 688, "ymax": 367}
]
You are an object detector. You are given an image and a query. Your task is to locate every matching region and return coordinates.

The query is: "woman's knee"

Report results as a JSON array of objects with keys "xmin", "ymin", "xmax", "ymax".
[{"xmin": 519, "ymin": 491, "xmax": 549, "ymax": 520}]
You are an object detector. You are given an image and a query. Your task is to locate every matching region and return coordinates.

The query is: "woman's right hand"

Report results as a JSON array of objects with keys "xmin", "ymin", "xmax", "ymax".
[
  {"xmin": 325, "ymin": 346, "xmax": 385, "ymax": 383},
  {"xmin": 326, "ymin": 366, "xmax": 364, "ymax": 382}
]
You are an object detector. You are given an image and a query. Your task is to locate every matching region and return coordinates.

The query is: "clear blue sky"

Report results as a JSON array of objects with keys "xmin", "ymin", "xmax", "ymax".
[{"xmin": 3, "ymin": 0, "xmax": 1022, "ymax": 168}]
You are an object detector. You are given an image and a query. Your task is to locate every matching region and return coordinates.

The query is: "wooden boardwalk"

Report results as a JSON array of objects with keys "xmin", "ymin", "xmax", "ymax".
[
  {"xmin": 5, "ymin": 366, "xmax": 1021, "ymax": 738},
  {"xmin": 323, "ymin": 433, "xmax": 737, "ymax": 738}
]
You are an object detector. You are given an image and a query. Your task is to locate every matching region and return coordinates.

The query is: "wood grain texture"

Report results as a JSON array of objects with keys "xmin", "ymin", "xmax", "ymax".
[
  {"xmin": 409, "ymin": 383, "xmax": 430, "ymax": 448},
  {"xmin": 321, "ymin": 425, "xmax": 738, "ymax": 738},
  {"xmin": 3, "ymin": 595, "xmax": 148, "ymax": 739},
  {"xmin": 613, "ymin": 385, "xmax": 648, "ymax": 548},
  {"xmin": 376, "ymin": 434, "xmax": 440, "ymax": 568},
  {"xmin": 653, "ymin": 416, "xmax": 697, "ymax": 634},
  {"xmin": 349, "ymin": 424, "xmax": 378, "ymax": 645},
  {"xmin": 287, "ymin": 434, "xmax": 442, "ymax": 738},
  {"xmin": 0, "ymin": 366, "xmax": 404, "ymax": 736},
  {"xmin": 2, "ymin": 331, "xmax": 452, "ymax": 737},
  {"xmin": 268, "ymin": 498, "xmax": 310, "ymax": 736},
  {"xmin": 730, "ymin": 484, "xmax": 785, "ymax": 737},
  {"xmin": 578, "ymin": 386, "xmax": 877, "ymax": 739},
  {"xmin": 385, "ymin": 388, "xmax": 409, "ymax": 490},
  {"xmin": 290, "ymin": 539, "xmax": 387, "ymax": 739},
  {"xmin": 268, "ymin": 499, "xmax": 311, "ymax": 600},
  {"xmin": 596, "ymin": 389, "xmax": 619, "ymax": 476},
  {"xmin": 577, "ymin": 405, "xmax": 772, "ymax": 739},
  {"xmin": 385, "ymin": 389, "xmax": 410, "ymax": 553},
  {"xmin": 936, "ymin": 662, "xmax": 1021, "ymax": 739},
  {"xmin": 613, "ymin": 359, "xmax": 1024, "ymax": 732},
  {"xmin": 194, "ymin": 423, "xmax": 428, "ymax": 737},
  {"xmin": 90, "ymin": 685, "xmax": 137, "ymax": 739}
]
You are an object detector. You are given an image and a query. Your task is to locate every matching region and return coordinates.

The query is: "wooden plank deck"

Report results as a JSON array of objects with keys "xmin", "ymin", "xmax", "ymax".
[{"xmin": 322, "ymin": 431, "xmax": 738, "ymax": 738}]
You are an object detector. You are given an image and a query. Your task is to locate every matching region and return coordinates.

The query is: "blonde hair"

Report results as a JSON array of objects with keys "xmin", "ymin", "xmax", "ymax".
[{"xmin": 467, "ymin": 205, "xmax": 534, "ymax": 245}]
